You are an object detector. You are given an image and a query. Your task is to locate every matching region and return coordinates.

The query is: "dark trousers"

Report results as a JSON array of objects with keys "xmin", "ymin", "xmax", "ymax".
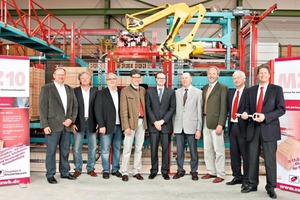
[
  {"xmin": 45, "ymin": 129, "xmax": 71, "ymax": 178},
  {"xmin": 229, "ymin": 123, "xmax": 249, "ymax": 182},
  {"xmin": 149, "ymin": 131, "xmax": 171, "ymax": 175},
  {"xmin": 248, "ymin": 125, "xmax": 277, "ymax": 191},
  {"xmin": 175, "ymin": 132, "xmax": 198, "ymax": 174}
]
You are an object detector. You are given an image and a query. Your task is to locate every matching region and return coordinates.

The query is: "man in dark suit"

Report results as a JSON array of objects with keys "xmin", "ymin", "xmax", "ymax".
[
  {"xmin": 241, "ymin": 65, "xmax": 285, "ymax": 199},
  {"xmin": 226, "ymin": 70, "xmax": 249, "ymax": 187},
  {"xmin": 39, "ymin": 67, "xmax": 78, "ymax": 184},
  {"xmin": 172, "ymin": 72, "xmax": 202, "ymax": 181},
  {"xmin": 94, "ymin": 72, "xmax": 122, "ymax": 179},
  {"xmin": 72, "ymin": 72, "xmax": 98, "ymax": 178},
  {"xmin": 201, "ymin": 66, "xmax": 228, "ymax": 183},
  {"xmin": 146, "ymin": 72, "xmax": 176, "ymax": 180}
]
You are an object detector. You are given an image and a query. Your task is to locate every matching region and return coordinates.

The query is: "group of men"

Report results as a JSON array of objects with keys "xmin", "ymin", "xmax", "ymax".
[{"xmin": 39, "ymin": 65, "xmax": 285, "ymax": 199}]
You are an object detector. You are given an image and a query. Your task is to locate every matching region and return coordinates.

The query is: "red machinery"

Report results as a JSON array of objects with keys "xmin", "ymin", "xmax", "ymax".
[{"xmin": 239, "ymin": 4, "xmax": 277, "ymax": 77}]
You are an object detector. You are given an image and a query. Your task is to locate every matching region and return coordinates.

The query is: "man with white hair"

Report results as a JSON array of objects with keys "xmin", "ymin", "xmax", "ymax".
[{"xmin": 226, "ymin": 70, "xmax": 249, "ymax": 188}]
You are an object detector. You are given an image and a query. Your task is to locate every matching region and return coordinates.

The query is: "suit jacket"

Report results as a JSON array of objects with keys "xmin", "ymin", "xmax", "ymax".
[
  {"xmin": 120, "ymin": 85, "xmax": 147, "ymax": 131},
  {"xmin": 227, "ymin": 88, "xmax": 248, "ymax": 138},
  {"xmin": 244, "ymin": 84, "xmax": 285, "ymax": 142},
  {"xmin": 173, "ymin": 86, "xmax": 202, "ymax": 134},
  {"xmin": 94, "ymin": 87, "xmax": 121, "ymax": 134},
  {"xmin": 202, "ymin": 82, "xmax": 228, "ymax": 129},
  {"xmin": 74, "ymin": 87, "xmax": 98, "ymax": 133},
  {"xmin": 146, "ymin": 87, "xmax": 176, "ymax": 133},
  {"xmin": 39, "ymin": 82, "xmax": 78, "ymax": 132}
]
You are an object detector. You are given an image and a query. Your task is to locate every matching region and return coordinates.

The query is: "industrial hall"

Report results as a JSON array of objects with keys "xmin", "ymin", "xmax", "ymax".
[{"xmin": 1, "ymin": 0, "xmax": 300, "ymax": 199}]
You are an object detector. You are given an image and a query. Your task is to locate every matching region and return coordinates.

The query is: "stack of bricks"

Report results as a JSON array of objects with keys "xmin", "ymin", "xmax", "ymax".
[
  {"xmin": 117, "ymin": 76, "xmax": 131, "ymax": 87},
  {"xmin": 30, "ymin": 67, "xmax": 45, "ymax": 121},
  {"xmin": 89, "ymin": 62, "xmax": 103, "ymax": 69},
  {"xmin": 61, "ymin": 67, "xmax": 93, "ymax": 88},
  {"xmin": 118, "ymin": 62, "xmax": 149, "ymax": 69}
]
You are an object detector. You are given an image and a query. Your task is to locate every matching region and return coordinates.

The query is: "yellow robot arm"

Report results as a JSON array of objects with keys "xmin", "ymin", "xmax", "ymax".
[{"xmin": 125, "ymin": 3, "xmax": 206, "ymax": 59}]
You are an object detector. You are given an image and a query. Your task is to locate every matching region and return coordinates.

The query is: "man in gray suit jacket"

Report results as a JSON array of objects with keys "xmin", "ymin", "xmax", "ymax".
[
  {"xmin": 173, "ymin": 72, "xmax": 202, "ymax": 181},
  {"xmin": 146, "ymin": 72, "xmax": 176, "ymax": 180},
  {"xmin": 201, "ymin": 66, "xmax": 228, "ymax": 183},
  {"xmin": 39, "ymin": 68, "xmax": 78, "ymax": 184}
]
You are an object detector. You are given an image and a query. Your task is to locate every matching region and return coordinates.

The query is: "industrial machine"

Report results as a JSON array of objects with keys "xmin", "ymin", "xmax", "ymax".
[{"xmin": 125, "ymin": 3, "xmax": 206, "ymax": 60}]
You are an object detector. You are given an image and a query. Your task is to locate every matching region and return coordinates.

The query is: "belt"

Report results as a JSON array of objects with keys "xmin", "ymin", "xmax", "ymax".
[
  {"xmin": 139, "ymin": 116, "xmax": 144, "ymax": 119},
  {"xmin": 231, "ymin": 122, "xmax": 238, "ymax": 125},
  {"xmin": 84, "ymin": 117, "xmax": 89, "ymax": 121},
  {"xmin": 203, "ymin": 114, "xmax": 206, "ymax": 116}
]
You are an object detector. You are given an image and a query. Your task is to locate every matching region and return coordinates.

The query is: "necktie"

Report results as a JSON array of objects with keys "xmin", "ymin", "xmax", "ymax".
[
  {"xmin": 204, "ymin": 84, "xmax": 212, "ymax": 114},
  {"xmin": 231, "ymin": 90, "xmax": 239, "ymax": 120},
  {"xmin": 183, "ymin": 88, "xmax": 188, "ymax": 106},
  {"xmin": 158, "ymin": 88, "xmax": 163, "ymax": 103},
  {"xmin": 137, "ymin": 88, "xmax": 144, "ymax": 117},
  {"xmin": 256, "ymin": 86, "xmax": 264, "ymax": 113}
]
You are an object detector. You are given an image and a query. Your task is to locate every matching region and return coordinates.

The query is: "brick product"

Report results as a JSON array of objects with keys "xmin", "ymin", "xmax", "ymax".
[
  {"xmin": 61, "ymin": 67, "xmax": 93, "ymax": 88},
  {"xmin": 277, "ymin": 137, "xmax": 300, "ymax": 170},
  {"xmin": 30, "ymin": 67, "xmax": 45, "ymax": 121}
]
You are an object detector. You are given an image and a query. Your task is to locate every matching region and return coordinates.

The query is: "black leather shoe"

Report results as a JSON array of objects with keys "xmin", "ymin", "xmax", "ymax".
[
  {"xmin": 61, "ymin": 173, "xmax": 77, "ymax": 180},
  {"xmin": 241, "ymin": 185, "xmax": 258, "ymax": 193},
  {"xmin": 47, "ymin": 177, "xmax": 57, "ymax": 184},
  {"xmin": 226, "ymin": 178, "xmax": 243, "ymax": 185},
  {"xmin": 162, "ymin": 174, "xmax": 170, "ymax": 180},
  {"xmin": 241, "ymin": 183, "xmax": 246, "ymax": 190},
  {"xmin": 267, "ymin": 191, "xmax": 277, "ymax": 199},
  {"xmin": 148, "ymin": 174, "xmax": 156, "ymax": 179},
  {"xmin": 112, "ymin": 171, "xmax": 122, "ymax": 178},
  {"xmin": 103, "ymin": 172, "xmax": 110, "ymax": 179}
]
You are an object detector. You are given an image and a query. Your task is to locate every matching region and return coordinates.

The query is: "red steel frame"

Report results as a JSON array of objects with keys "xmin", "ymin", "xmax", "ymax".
[
  {"xmin": 0, "ymin": 0, "xmax": 117, "ymax": 65},
  {"xmin": 106, "ymin": 49, "xmax": 173, "ymax": 172},
  {"xmin": 107, "ymin": 51, "xmax": 173, "ymax": 88},
  {"xmin": 239, "ymin": 4, "xmax": 277, "ymax": 74},
  {"xmin": 0, "ymin": 0, "xmax": 68, "ymax": 50}
]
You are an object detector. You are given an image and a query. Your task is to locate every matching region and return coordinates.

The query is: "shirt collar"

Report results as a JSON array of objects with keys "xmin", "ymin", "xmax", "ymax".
[{"xmin": 53, "ymin": 80, "xmax": 64, "ymax": 87}]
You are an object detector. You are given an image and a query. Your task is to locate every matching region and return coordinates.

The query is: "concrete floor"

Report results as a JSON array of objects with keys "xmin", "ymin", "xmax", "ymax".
[
  {"xmin": 1, "ymin": 171, "xmax": 299, "ymax": 200},
  {"xmin": 1, "ymin": 144, "xmax": 299, "ymax": 199}
]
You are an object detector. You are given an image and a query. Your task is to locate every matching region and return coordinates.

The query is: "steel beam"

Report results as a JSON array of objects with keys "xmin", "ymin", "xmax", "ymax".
[{"xmin": 8, "ymin": 8, "xmax": 300, "ymax": 17}]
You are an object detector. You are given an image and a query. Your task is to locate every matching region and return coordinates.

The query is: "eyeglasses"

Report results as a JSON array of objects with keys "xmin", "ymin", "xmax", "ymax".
[
  {"xmin": 156, "ymin": 77, "xmax": 166, "ymax": 80},
  {"xmin": 106, "ymin": 78, "xmax": 117, "ymax": 81},
  {"xmin": 54, "ymin": 74, "xmax": 65, "ymax": 77},
  {"xmin": 131, "ymin": 76, "xmax": 141, "ymax": 79}
]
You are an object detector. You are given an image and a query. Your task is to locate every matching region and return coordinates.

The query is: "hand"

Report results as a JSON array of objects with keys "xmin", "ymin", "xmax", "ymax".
[
  {"xmin": 253, "ymin": 113, "xmax": 265, "ymax": 122},
  {"xmin": 215, "ymin": 125, "xmax": 223, "ymax": 135},
  {"xmin": 99, "ymin": 127, "xmax": 106, "ymax": 134},
  {"xmin": 63, "ymin": 118, "xmax": 72, "ymax": 127},
  {"xmin": 124, "ymin": 128, "xmax": 132, "ymax": 135},
  {"xmin": 195, "ymin": 130, "xmax": 201, "ymax": 139},
  {"xmin": 44, "ymin": 127, "xmax": 51, "ymax": 135},
  {"xmin": 241, "ymin": 112, "xmax": 249, "ymax": 120},
  {"xmin": 157, "ymin": 120, "xmax": 165, "ymax": 126},
  {"xmin": 72, "ymin": 125, "xmax": 78, "ymax": 134},
  {"xmin": 154, "ymin": 121, "xmax": 162, "ymax": 131}
]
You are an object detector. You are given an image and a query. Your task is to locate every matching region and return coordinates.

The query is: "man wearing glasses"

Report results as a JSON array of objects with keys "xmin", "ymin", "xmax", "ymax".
[
  {"xmin": 146, "ymin": 72, "xmax": 176, "ymax": 180},
  {"xmin": 119, "ymin": 69, "xmax": 147, "ymax": 181},
  {"xmin": 94, "ymin": 72, "xmax": 122, "ymax": 179}
]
